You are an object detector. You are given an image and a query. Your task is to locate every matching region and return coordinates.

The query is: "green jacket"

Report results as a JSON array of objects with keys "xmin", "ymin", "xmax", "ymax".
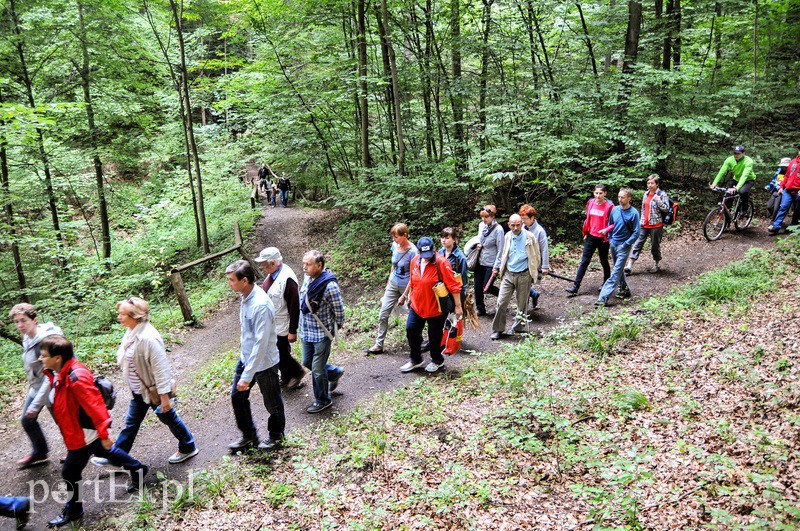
[{"xmin": 713, "ymin": 155, "xmax": 756, "ymax": 189}]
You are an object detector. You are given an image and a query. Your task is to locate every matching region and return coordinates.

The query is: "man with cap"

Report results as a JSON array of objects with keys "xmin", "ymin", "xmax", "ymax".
[
  {"xmin": 769, "ymin": 147, "xmax": 800, "ymax": 234},
  {"xmin": 255, "ymin": 247, "xmax": 306, "ymax": 389},
  {"xmin": 712, "ymin": 145, "xmax": 757, "ymax": 218},
  {"xmin": 490, "ymin": 215, "xmax": 541, "ymax": 340}
]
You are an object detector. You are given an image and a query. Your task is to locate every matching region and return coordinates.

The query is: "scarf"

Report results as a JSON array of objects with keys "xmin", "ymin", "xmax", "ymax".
[{"xmin": 301, "ymin": 270, "xmax": 337, "ymax": 314}]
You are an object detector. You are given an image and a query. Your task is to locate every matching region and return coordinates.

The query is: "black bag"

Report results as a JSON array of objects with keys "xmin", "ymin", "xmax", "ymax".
[
  {"xmin": 662, "ymin": 196, "xmax": 679, "ymax": 225},
  {"xmin": 93, "ymin": 376, "xmax": 117, "ymax": 411}
]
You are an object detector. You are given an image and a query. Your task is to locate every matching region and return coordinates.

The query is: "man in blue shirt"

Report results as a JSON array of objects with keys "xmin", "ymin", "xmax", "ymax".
[
  {"xmin": 299, "ymin": 250, "xmax": 346, "ymax": 414},
  {"xmin": 491, "ymin": 215, "xmax": 541, "ymax": 339},
  {"xmin": 596, "ymin": 189, "xmax": 641, "ymax": 307},
  {"xmin": 225, "ymin": 260, "xmax": 286, "ymax": 453}
]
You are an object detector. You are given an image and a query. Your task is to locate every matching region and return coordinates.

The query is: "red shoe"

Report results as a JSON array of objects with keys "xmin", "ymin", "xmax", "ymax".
[{"xmin": 17, "ymin": 453, "xmax": 48, "ymax": 469}]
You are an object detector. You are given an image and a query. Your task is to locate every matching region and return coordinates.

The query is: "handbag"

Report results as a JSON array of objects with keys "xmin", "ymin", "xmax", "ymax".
[
  {"xmin": 148, "ymin": 378, "xmax": 177, "ymax": 404},
  {"xmin": 467, "ymin": 222, "xmax": 499, "ymax": 271},
  {"xmin": 440, "ymin": 314, "xmax": 463, "ymax": 355},
  {"xmin": 429, "ymin": 256, "xmax": 455, "ymax": 315}
]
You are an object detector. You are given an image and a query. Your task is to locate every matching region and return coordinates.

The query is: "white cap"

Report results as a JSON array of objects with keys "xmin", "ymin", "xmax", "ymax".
[{"xmin": 254, "ymin": 247, "xmax": 282, "ymax": 263}]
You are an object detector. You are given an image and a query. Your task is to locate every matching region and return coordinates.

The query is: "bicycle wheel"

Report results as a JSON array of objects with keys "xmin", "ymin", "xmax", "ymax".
[
  {"xmin": 703, "ymin": 207, "xmax": 727, "ymax": 241},
  {"xmin": 734, "ymin": 200, "xmax": 754, "ymax": 230}
]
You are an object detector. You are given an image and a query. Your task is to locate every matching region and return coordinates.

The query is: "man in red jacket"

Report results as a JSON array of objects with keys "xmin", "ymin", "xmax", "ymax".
[
  {"xmin": 769, "ymin": 147, "xmax": 800, "ymax": 234},
  {"xmin": 40, "ymin": 336, "xmax": 149, "ymax": 528}
]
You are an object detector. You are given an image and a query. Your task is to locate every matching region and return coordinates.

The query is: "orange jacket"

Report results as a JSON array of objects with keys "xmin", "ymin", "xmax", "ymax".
[{"xmin": 409, "ymin": 254, "xmax": 462, "ymax": 319}]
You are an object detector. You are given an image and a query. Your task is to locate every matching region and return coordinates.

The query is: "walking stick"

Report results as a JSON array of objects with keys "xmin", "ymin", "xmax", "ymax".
[
  {"xmin": 547, "ymin": 271, "xmax": 577, "ymax": 283},
  {"xmin": 483, "ymin": 271, "xmax": 497, "ymax": 293}
]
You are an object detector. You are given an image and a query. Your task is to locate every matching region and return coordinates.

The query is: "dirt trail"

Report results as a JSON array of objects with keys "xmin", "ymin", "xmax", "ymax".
[{"xmin": 0, "ymin": 184, "xmax": 781, "ymax": 528}]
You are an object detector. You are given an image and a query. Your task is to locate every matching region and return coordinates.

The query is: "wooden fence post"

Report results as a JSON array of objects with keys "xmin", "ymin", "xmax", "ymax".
[{"xmin": 170, "ymin": 270, "xmax": 196, "ymax": 324}]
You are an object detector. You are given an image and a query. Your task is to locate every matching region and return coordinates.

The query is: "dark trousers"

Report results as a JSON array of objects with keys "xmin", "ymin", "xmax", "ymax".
[
  {"xmin": 406, "ymin": 307, "xmax": 446, "ymax": 365},
  {"xmin": 473, "ymin": 263, "xmax": 499, "ymax": 313},
  {"xmin": 21, "ymin": 394, "xmax": 50, "ymax": 457},
  {"xmin": 115, "ymin": 393, "xmax": 195, "ymax": 455},
  {"xmin": 62, "ymin": 438, "xmax": 143, "ymax": 515},
  {"xmin": 573, "ymin": 235, "xmax": 610, "ymax": 288},
  {"xmin": 629, "ymin": 227, "xmax": 663, "ymax": 262},
  {"xmin": 231, "ymin": 360, "xmax": 285, "ymax": 441},
  {"xmin": 723, "ymin": 180, "xmax": 754, "ymax": 214},
  {"xmin": 0, "ymin": 496, "xmax": 28, "ymax": 518},
  {"xmin": 277, "ymin": 335, "xmax": 305, "ymax": 382}
]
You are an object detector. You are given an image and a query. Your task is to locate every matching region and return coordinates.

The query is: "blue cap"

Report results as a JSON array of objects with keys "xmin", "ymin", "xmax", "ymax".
[
  {"xmin": 417, "ymin": 237, "xmax": 435, "ymax": 259},
  {"xmin": 734, "ymin": 145, "xmax": 745, "ymax": 154}
]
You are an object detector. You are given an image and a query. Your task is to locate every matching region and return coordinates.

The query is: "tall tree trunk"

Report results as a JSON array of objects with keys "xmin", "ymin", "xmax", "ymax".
[
  {"xmin": 450, "ymin": 0, "xmax": 467, "ymax": 177},
  {"xmin": 662, "ymin": 0, "xmax": 672, "ymax": 70},
  {"xmin": 357, "ymin": 0, "xmax": 371, "ymax": 170},
  {"xmin": 382, "ymin": 0, "xmax": 405, "ymax": 175},
  {"xmin": 478, "ymin": 0, "xmax": 494, "ymax": 154},
  {"xmin": 672, "ymin": 0, "xmax": 681, "ymax": 69},
  {"xmin": 142, "ymin": 0, "xmax": 202, "ymax": 247},
  {"xmin": 712, "ymin": 2, "xmax": 722, "ymax": 85},
  {"xmin": 576, "ymin": 3, "xmax": 599, "ymax": 87},
  {"xmin": 374, "ymin": 3, "xmax": 397, "ymax": 164},
  {"xmin": 515, "ymin": 0, "xmax": 541, "ymax": 96},
  {"xmin": 623, "ymin": 0, "xmax": 643, "ymax": 74},
  {"xmin": 0, "ymin": 95, "xmax": 28, "ymax": 300},
  {"xmin": 76, "ymin": 0, "xmax": 111, "ymax": 261},
  {"xmin": 7, "ymin": 0, "xmax": 64, "ymax": 265},
  {"xmin": 530, "ymin": 4, "xmax": 558, "ymax": 99},
  {"xmin": 169, "ymin": 0, "xmax": 210, "ymax": 253}
]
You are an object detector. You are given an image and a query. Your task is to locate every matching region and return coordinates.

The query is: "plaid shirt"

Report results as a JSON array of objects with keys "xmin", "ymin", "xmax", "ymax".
[{"xmin": 299, "ymin": 276, "xmax": 346, "ymax": 343}]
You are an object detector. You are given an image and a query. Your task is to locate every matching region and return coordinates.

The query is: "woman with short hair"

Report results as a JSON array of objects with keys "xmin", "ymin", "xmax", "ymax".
[
  {"xmin": 92, "ymin": 297, "xmax": 197, "ymax": 468},
  {"xmin": 470, "ymin": 205, "xmax": 504, "ymax": 316},
  {"xmin": 365, "ymin": 223, "xmax": 418, "ymax": 354}
]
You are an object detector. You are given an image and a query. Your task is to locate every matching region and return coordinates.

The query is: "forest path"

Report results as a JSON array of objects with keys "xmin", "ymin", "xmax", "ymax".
[{"xmin": 0, "ymin": 184, "xmax": 783, "ymax": 528}]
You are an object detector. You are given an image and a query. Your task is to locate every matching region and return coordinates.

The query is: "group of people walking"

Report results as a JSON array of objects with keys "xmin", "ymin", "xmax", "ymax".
[
  {"xmin": 5, "ymin": 245, "xmax": 346, "ymax": 527},
  {"xmin": 256, "ymin": 163, "xmax": 291, "ymax": 208}
]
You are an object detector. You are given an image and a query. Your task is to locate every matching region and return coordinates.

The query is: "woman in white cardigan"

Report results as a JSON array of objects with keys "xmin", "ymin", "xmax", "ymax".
[{"xmin": 93, "ymin": 297, "xmax": 198, "ymax": 466}]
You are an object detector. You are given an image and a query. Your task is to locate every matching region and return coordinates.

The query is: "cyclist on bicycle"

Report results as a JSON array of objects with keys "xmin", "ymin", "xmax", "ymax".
[{"xmin": 711, "ymin": 145, "xmax": 757, "ymax": 218}]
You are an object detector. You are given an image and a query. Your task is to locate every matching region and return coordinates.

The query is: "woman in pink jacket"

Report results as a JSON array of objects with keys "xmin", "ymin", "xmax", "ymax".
[{"xmin": 566, "ymin": 184, "xmax": 615, "ymax": 297}]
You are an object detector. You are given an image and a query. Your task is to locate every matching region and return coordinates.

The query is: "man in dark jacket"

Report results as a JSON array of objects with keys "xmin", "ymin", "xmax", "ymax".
[
  {"xmin": 277, "ymin": 173, "xmax": 291, "ymax": 207},
  {"xmin": 41, "ymin": 336, "xmax": 149, "ymax": 528}
]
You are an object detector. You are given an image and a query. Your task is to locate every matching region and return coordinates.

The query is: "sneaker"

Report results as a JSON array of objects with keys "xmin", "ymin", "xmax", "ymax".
[
  {"xmin": 285, "ymin": 372, "xmax": 306, "ymax": 390},
  {"xmin": 364, "ymin": 345, "xmax": 384, "ymax": 354},
  {"xmin": 17, "ymin": 453, "xmax": 48, "ymax": 469},
  {"xmin": 258, "ymin": 438, "xmax": 283, "ymax": 451},
  {"xmin": 648, "ymin": 262, "xmax": 661, "ymax": 273},
  {"xmin": 400, "ymin": 360, "xmax": 426, "ymax": 373},
  {"xmin": 306, "ymin": 401, "xmax": 332, "ymax": 414},
  {"xmin": 768, "ymin": 227, "xmax": 780, "ymax": 235},
  {"xmin": 167, "ymin": 448, "xmax": 199, "ymax": 464},
  {"xmin": 228, "ymin": 436, "xmax": 258, "ymax": 454},
  {"xmin": 425, "ymin": 361, "xmax": 444, "ymax": 373},
  {"xmin": 616, "ymin": 290, "xmax": 631, "ymax": 300},
  {"xmin": 329, "ymin": 369, "xmax": 344, "ymax": 392},
  {"xmin": 594, "ymin": 298, "xmax": 607, "ymax": 307},
  {"xmin": 623, "ymin": 266, "xmax": 632, "ymax": 275},
  {"xmin": 14, "ymin": 498, "xmax": 29, "ymax": 530},
  {"xmin": 530, "ymin": 292, "xmax": 540, "ymax": 309},
  {"xmin": 490, "ymin": 332, "xmax": 502, "ymax": 340},
  {"xmin": 565, "ymin": 286, "xmax": 579, "ymax": 297},
  {"xmin": 47, "ymin": 506, "xmax": 83, "ymax": 528},
  {"xmin": 127, "ymin": 465, "xmax": 150, "ymax": 493},
  {"xmin": 90, "ymin": 457, "xmax": 110, "ymax": 467}
]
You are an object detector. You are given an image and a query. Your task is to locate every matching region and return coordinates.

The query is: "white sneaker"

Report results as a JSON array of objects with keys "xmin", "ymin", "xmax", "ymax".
[
  {"xmin": 400, "ymin": 360, "xmax": 426, "ymax": 373},
  {"xmin": 90, "ymin": 457, "xmax": 110, "ymax": 467},
  {"xmin": 168, "ymin": 448, "xmax": 199, "ymax": 464},
  {"xmin": 425, "ymin": 361, "xmax": 444, "ymax": 373}
]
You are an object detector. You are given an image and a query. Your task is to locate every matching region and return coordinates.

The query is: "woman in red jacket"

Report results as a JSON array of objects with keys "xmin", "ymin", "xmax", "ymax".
[
  {"xmin": 40, "ymin": 336, "xmax": 149, "ymax": 528},
  {"xmin": 397, "ymin": 237, "xmax": 463, "ymax": 373},
  {"xmin": 566, "ymin": 184, "xmax": 615, "ymax": 297}
]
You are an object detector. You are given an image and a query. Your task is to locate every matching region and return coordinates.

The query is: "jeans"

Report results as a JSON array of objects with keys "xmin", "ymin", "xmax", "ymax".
[
  {"xmin": 473, "ymin": 263, "xmax": 499, "ymax": 313},
  {"xmin": 62, "ymin": 438, "xmax": 143, "ymax": 516},
  {"xmin": 406, "ymin": 307, "xmax": 446, "ymax": 365},
  {"xmin": 573, "ymin": 235, "xmax": 610, "ymax": 288},
  {"xmin": 598, "ymin": 243, "xmax": 631, "ymax": 301},
  {"xmin": 771, "ymin": 190, "xmax": 799, "ymax": 230},
  {"xmin": 21, "ymin": 393, "xmax": 49, "ymax": 457},
  {"xmin": 492, "ymin": 271, "xmax": 533, "ymax": 333},
  {"xmin": 301, "ymin": 338, "xmax": 342, "ymax": 405},
  {"xmin": 0, "ymin": 496, "xmax": 28, "ymax": 518},
  {"xmin": 278, "ymin": 335, "xmax": 305, "ymax": 382},
  {"xmin": 374, "ymin": 281, "xmax": 404, "ymax": 348},
  {"xmin": 279, "ymin": 189, "xmax": 289, "ymax": 207},
  {"xmin": 114, "ymin": 393, "xmax": 195, "ymax": 455},
  {"xmin": 231, "ymin": 360, "xmax": 285, "ymax": 441},
  {"xmin": 629, "ymin": 227, "xmax": 663, "ymax": 262}
]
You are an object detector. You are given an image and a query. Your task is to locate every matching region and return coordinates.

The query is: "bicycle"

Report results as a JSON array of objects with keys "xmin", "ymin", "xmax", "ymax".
[{"xmin": 703, "ymin": 186, "xmax": 754, "ymax": 241}]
